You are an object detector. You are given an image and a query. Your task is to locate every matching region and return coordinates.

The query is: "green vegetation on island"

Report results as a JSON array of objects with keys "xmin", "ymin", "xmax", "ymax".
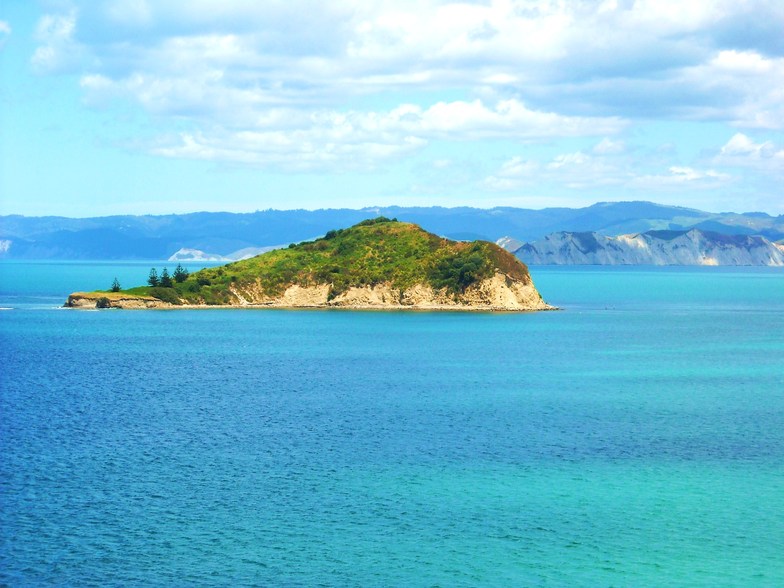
[{"xmin": 68, "ymin": 218, "xmax": 540, "ymax": 308}]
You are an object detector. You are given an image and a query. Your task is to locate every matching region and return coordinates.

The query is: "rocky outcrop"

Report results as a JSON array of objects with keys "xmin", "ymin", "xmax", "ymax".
[
  {"xmin": 66, "ymin": 292, "xmax": 171, "ymax": 309},
  {"xmin": 516, "ymin": 229, "xmax": 784, "ymax": 266},
  {"xmin": 258, "ymin": 273, "xmax": 551, "ymax": 311}
]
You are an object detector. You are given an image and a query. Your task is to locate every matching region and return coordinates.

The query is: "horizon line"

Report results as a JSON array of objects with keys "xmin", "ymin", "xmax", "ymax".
[{"xmin": 2, "ymin": 200, "xmax": 778, "ymax": 220}]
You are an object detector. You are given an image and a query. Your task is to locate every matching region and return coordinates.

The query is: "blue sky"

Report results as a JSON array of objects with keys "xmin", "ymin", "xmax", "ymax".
[{"xmin": 1, "ymin": 0, "xmax": 783, "ymax": 217}]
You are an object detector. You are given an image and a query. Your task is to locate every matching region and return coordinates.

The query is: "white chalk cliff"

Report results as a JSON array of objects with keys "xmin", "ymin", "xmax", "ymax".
[{"xmin": 516, "ymin": 229, "xmax": 784, "ymax": 266}]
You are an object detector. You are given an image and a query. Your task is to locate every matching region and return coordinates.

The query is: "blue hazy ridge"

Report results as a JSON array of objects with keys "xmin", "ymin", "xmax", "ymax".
[{"xmin": 1, "ymin": 263, "xmax": 783, "ymax": 586}]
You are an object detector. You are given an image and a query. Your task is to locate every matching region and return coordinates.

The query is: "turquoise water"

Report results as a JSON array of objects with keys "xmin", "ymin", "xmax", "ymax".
[{"xmin": 1, "ymin": 263, "xmax": 783, "ymax": 586}]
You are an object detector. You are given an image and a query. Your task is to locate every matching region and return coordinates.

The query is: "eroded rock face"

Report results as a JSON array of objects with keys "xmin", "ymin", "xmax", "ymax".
[
  {"xmin": 517, "ymin": 229, "xmax": 784, "ymax": 266},
  {"xmin": 226, "ymin": 272, "xmax": 552, "ymax": 310},
  {"xmin": 460, "ymin": 272, "xmax": 549, "ymax": 310},
  {"xmin": 68, "ymin": 272, "xmax": 553, "ymax": 311}
]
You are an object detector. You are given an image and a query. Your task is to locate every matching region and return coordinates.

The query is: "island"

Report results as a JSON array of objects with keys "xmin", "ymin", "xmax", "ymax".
[{"xmin": 66, "ymin": 218, "xmax": 554, "ymax": 311}]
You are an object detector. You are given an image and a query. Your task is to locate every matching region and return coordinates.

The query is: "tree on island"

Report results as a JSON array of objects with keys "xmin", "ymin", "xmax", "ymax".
[
  {"xmin": 173, "ymin": 264, "xmax": 189, "ymax": 283},
  {"xmin": 160, "ymin": 267, "xmax": 173, "ymax": 288},
  {"xmin": 147, "ymin": 268, "xmax": 159, "ymax": 287},
  {"xmin": 111, "ymin": 277, "xmax": 121, "ymax": 292}
]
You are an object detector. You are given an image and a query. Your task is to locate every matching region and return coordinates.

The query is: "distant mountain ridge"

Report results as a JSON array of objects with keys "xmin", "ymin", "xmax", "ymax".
[
  {"xmin": 2, "ymin": 201, "xmax": 782, "ymax": 260},
  {"xmin": 514, "ymin": 229, "xmax": 784, "ymax": 266}
]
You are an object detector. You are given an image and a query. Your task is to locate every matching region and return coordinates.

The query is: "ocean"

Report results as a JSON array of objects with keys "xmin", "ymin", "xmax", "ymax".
[{"xmin": 1, "ymin": 262, "xmax": 783, "ymax": 586}]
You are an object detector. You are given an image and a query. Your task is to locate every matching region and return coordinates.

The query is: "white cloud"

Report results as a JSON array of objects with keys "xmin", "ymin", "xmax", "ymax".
[
  {"xmin": 76, "ymin": 50, "xmax": 627, "ymax": 166},
  {"xmin": 0, "ymin": 21, "xmax": 10, "ymax": 50},
  {"xmin": 711, "ymin": 49, "xmax": 772, "ymax": 74},
  {"xmin": 628, "ymin": 166, "xmax": 732, "ymax": 189},
  {"xmin": 46, "ymin": 1, "xmax": 784, "ymax": 114},
  {"xmin": 482, "ymin": 156, "xmax": 540, "ymax": 191},
  {"xmin": 35, "ymin": 12, "xmax": 75, "ymax": 40},
  {"xmin": 412, "ymin": 99, "xmax": 624, "ymax": 140},
  {"xmin": 482, "ymin": 176, "xmax": 524, "ymax": 191},
  {"xmin": 484, "ymin": 149, "xmax": 733, "ymax": 193},
  {"xmin": 715, "ymin": 133, "xmax": 784, "ymax": 177},
  {"xmin": 0, "ymin": 20, "xmax": 11, "ymax": 35},
  {"xmin": 545, "ymin": 151, "xmax": 628, "ymax": 189},
  {"xmin": 548, "ymin": 152, "xmax": 591, "ymax": 169},
  {"xmin": 145, "ymin": 99, "xmax": 622, "ymax": 169},
  {"xmin": 152, "ymin": 129, "xmax": 426, "ymax": 171},
  {"xmin": 593, "ymin": 138, "xmax": 626, "ymax": 155},
  {"xmin": 483, "ymin": 149, "xmax": 626, "ymax": 192},
  {"xmin": 31, "ymin": 10, "xmax": 84, "ymax": 73},
  {"xmin": 499, "ymin": 156, "xmax": 540, "ymax": 177},
  {"xmin": 28, "ymin": 0, "xmax": 784, "ymax": 177},
  {"xmin": 675, "ymin": 50, "xmax": 784, "ymax": 129},
  {"xmin": 719, "ymin": 133, "xmax": 777, "ymax": 158},
  {"xmin": 669, "ymin": 166, "xmax": 730, "ymax": 182}
]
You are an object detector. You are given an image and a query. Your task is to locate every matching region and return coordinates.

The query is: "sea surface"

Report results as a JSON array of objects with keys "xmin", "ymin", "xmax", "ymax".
[{"xmin": 1, "ymin": 262, "xmax": 783, "ymax": 586}]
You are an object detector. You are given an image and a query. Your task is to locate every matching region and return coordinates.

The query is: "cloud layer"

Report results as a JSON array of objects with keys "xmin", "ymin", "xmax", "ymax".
[{"xmin": 16, "ymin": 0, "xmax": 784, "ymax": 211}]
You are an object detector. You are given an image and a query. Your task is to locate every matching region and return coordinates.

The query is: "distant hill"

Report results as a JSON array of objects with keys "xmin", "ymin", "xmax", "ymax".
[
  {"xmin": 3, "ymin": 201, "xmax": 783, "ymax": 260},
  {"xmin": 515, "ymin": 229, "xmax": 784, "ymax": 266},
  {"xmin": 66, "ymin": 219, "xmax": 552, "ymax": 311}
]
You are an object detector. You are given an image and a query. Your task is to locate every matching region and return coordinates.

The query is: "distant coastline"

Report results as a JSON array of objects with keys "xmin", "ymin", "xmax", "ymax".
[
  {"xmin": 5, "ymin": 201, "xmax": 782, "ymax": 262},
  {"xmin": 511, "ymin": 229, "xmax": 784, "ymax": 266}
]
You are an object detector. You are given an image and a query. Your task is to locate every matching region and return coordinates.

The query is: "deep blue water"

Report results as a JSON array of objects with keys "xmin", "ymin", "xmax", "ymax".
[{"xmin": 1, "ymin": 263, "xmax": 783, "ymax": 586}]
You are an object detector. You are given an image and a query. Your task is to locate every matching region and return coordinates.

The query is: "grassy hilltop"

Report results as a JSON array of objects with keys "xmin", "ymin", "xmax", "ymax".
[{"xmin": 70, "ymin": 218, "xmax": 539, "ymax": 307}]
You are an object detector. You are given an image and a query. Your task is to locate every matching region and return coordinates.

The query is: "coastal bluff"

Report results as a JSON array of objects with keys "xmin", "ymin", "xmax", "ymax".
[
  {"xmin": 513, "ymin": 229, "xmax": 784, "ymax": 266},
  {"xmin": 66, "ymin": 218, "xmax": 553, "ymax": 312}
]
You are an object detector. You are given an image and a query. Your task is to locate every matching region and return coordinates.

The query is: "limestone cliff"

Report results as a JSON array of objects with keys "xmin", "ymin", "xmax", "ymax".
[{"xmin": 516, "ymin": 229, "xmax": 784, "ymax": 266}]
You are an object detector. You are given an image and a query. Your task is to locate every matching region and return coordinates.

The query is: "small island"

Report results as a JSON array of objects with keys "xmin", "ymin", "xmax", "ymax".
[{"xmin": 66, "ymin": 218, "xmax": 554, "ymax": 311}]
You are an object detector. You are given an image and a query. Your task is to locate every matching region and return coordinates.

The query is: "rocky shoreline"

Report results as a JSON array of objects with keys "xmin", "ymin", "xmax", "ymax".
[{"xmin": 66, "ymin": 273, "xmax": 555, "ymax": 312}]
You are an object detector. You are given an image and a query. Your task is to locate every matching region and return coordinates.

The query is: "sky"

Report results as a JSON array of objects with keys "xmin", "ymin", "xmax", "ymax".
[{"xmin": 1, "ymin": 0, "xmax": 783, "ymax": 217}]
